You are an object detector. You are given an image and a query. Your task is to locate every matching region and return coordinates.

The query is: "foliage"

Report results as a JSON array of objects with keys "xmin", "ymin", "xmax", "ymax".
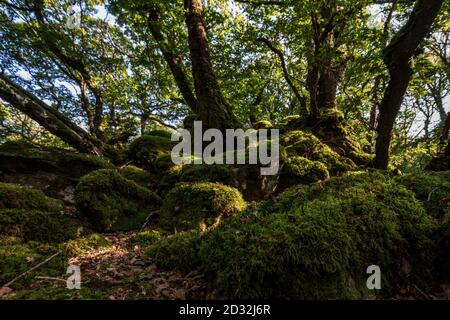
[
  {"xmin": 75, "ymin": 169, "xmax": 162, "ymax": 232},
  {"xmin": 159, "ymin": 182, "xmax": 247, "ymax": 232}
]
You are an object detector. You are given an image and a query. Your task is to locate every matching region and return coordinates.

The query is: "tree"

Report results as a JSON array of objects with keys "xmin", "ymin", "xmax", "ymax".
[{"xmin": 374, "ymin": 0, "xmax": 444, "ymax": 169}]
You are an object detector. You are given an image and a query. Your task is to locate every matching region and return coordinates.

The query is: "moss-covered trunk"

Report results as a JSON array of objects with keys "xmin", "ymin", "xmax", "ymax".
[{"xmin": 0, "ymin": 74, "xmax": 110, "ymax": 157}]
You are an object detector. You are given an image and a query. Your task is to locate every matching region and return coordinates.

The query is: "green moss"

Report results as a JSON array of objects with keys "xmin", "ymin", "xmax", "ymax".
[
  {"xmin": 283, "ymin": 156, "xmax": 330, "ymax": 182},
  {"xmin": 0, "ymin": 182, "xmax": 63, "ymax": 212},
  {"xmin": 199, "ymin": 171, "xmax": 433, "ymax": 299},
  {"xmin": 153, "ymin": 154, "xmax": 182, "ymax": 174},
  {"xmin": 63, "ymin": 234, "xmax": 110, "ymax": 255},
  {"xmin": 119, "ymin": 165, "xmax": 154, "ymax": 188},
  {"xmin": 56, "ymin": 153, "xmax": 114, "ymax": 178},
  {"xmin": 75, "ymin": 169, "xmax": 162, "ymax": 232},
  {"xmin": 395, "ymin": 171, "xmax": 450, "ymax": 219},
  {"xmin": 130, "ymin": 230, "xmax": 163, "ymax": 247},
  {"xmin": 0, "ymin": 140, "xmax": 113, "ymax": 179},
  {"xmin": 147, "ymin": 129, "xmax": 173, "ymax": 139},
  {"xmin": 0, "ymin": 234, "xmax": 109, "ymax": 293},
  {"xmin": 127, "ymin": 135, "xmax": 175, "ymax": 172},
  {"xmin": 0, "ymin": 237, "xmax": 68, "ymax": 288},
  {"xmin": 157, "ymin": 171, "xmax": 181, "ymax": 198},
  {"xmin": 282, "ymin": 131, "xmax": 357, "ymax": 174},
  {"xmin": 159, "ymin": 182, "xmax": 247, "ymax": 232},
  {"xmin": 253, "ymin": 120, "xmax": 273, "ymax": 129},
  {"xmin": 0, "ymin": 209, "xmax": 84, "ymax": 243},
  {"xmin": 180, "ymin": 164, "xmax": 234, "ymax": 185},
  {"xmin": 145, "ymin": 230, "xmax": 202, "ymax": 273}
]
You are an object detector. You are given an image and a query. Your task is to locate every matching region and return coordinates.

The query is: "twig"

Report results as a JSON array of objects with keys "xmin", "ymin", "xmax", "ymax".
[
  {"xmin": 2, "ymin": 250, "xmax": 62, "ymax": 288},
  {"xmin": 35, "ymin": 276, "xmax": 67, "ymax": 283},
  {"xmin": 140, "ymin": 210, "xmax": 160, "ymax": 231},
  {"xmin": 413, "ymin": 284, "xmax": 432, "ymax": 300}
]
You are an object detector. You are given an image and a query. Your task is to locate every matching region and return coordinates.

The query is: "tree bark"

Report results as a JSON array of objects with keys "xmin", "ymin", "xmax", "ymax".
[
  {"xmin": 184, "ymin": 0, "xmax": 240, "ymax": 130},
  {"xmin": 374, "ymin": 0, "xmax": 444, "ymax": 169},
  {"xmin": 0, "ymin": 74, "xmax": 109, "ymax": 156},
  {"xmin": 147, "ymin": 8, "xmax": 198, "ymax": 114}
]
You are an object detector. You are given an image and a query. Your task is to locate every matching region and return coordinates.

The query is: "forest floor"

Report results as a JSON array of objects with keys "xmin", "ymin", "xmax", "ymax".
[
  {"xmin": 1, "ymin": 229, "xmax": 449, "ymax": 300},
  {"xmin": 0, "ymin": 231, "xmax": 218, "ymax": 300}
]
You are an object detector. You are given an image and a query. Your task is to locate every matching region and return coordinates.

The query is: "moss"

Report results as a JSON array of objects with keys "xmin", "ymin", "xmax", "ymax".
[
  {"xmin": 75, "ymin": 169, "xmax": 162, "ymax": 232},
  {"xmin": 0, "ymin": 182, "xmax": 63, "ymax": 212},
  {"xmin": 156, "ymin": 171, "xmax": 181, "ymax": 198},
  {"xmin": 253, "ymin": 120, "xmax": 273, "ymax": 129},
  {"xmin": 153, "ymin": 154, "xmax": 182, "ymax": 174},
  {"xmin": 180, "ymin": 164, "xmax": 234, "ymax": 185},
  {"xmin": 130, "ymin": 230, "xmax": 163, "ymax": 247},
  {"xmin": 0, "ymin": 140, "xmax": 113, "ymax": 179},
  {"xmin": 145, "ymin": 230, "xmax": 202, "ymax": 273},
  {"xmin": 282, "ymin": 131, "xmax": 357, "ymax": 174},
  {"xmin": 0, "ymin": 237, "xmax": 68, "ymax": 288},
  {"xmin": 435, "ymin": 213, "xmax": 450, "ymax": 281},
  {"xmin": 277, "ymin": 155, "xmax": 330, "ymax": 192},
  {"xmin": 119, "ymin": 165, "xmax": 154, "ymax": 189},
  {"xmin": 395, "ymin": 171, "xmax": 450, "ymax": 219},
  {"xmin": 63, "ymin": 234, "xmax": 110, "ymax": 255},
  {"xmin": 159, "ymin": 182, "xmax": 247, "ymax": 232},
  {"xmin": 199, "ymin": 171, "xmax": 433, "ymax": 299},
  {"xmin": 0, "ymin": 209, "xmax": 84, "ymax": 243},
  {"xmin": 56, "ymin": 153, "xmax": 114, "ymax": 178},
  {"xmin": 147, "ymin": 129, "xmax": 173, "ymax": 139},
  {"xmin": 0, "ymin": 234, "xmax": 109, "ymax": 293},
  {"xmin": 127, "ymin": 135, "xmax": 175, "ymax": 172}
]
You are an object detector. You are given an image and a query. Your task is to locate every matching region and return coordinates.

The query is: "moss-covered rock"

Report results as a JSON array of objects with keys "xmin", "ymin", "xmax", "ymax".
[
  {"xmin": 199, "ymin": 171, "xmax": 433, "ymax": 299},
  {"xmin": 253, "ymin": 120, "xmax": 273, "ymax": 129},
  {"xmin": 0, "ymin": 140, "xmax": 114, "ymax": 178},
  {"xmin": 147, "ymin": 129, "xmax": 173, "ymax": 139},
  {"xmin": 0, "ymin": 182, "xmax": 63, "ymax": 212},
  {"xmin": 280, "ymin": 156, "xmax": 330, "ymax": 188},
  {"xmin": 63, "ymin": 233, "xmax": 110, "ymax": 255},
  {"xmin": 395, "ymin": 171, "xmax": 450, "ymax": 219},
  {"xmin": 180, "ymin": 164, "xmax": 234, "ymax": 185},
  {"xmin": 0, "ymin": 141, "xmax": 114, "ymax": 201},
  {"xmin": 0, "ymin": 209, "xmax": 84, "ymax": 243},
  {"xmin": 282, "ymin": 131, "xmax": 357, "ymax": 174},
  {"xmin": 159, "ymin": 182, "xmax": 247, "ymax": 232},
  {"xmin": 127, "ymin": 135, "xmax": 175, "ymax": 172},
  {"xmin": 119, "ymin": 165, "xmax": 155, "ymax": 189},
  {"xmin": 130, "ymin": 230, "xmax": 163, "ymax": 248},
  {"xmin": 75, "ymin": 169, "xmax": 162, "ymax": 232},
  {"xmin": 145, "ymin": 230, "xmax": 202, "ymax": 273}
]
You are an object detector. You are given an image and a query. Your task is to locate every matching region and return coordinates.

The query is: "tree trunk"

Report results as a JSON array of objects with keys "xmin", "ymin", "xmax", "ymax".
[
  {"xmin": 374, "ymin": 0, "xmax": 444, "ymax": 169},
  {"xmin": 0, "ymin": 74, "xmax": 109, "ymax": 156},
  {"xmin": 147, "ymin": 8, "xmax": 198, "ymax": 114},
  {"xmin": 184, "ymin": 0, "xmax": 240, "ymax": 130}
]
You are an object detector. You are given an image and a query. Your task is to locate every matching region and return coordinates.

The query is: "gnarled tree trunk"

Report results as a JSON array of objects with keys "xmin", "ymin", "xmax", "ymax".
[
  {"xmin": 374, "ymin": 0, "xmax": 444, "ymax": 169},
  {"xmin": 0, "ymin": 74, "xmax": 109, "ymax": 156},
  {"xmin": 184, "ymin": 0, "xmax": 240, "ymax": 131}
]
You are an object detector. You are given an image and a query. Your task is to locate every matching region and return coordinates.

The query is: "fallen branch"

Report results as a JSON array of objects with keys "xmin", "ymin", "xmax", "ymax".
[
  {"xmin": 140, "ymin": 210, "xmax": 160, "ymax": 231},
  {"xmin": 1, "ymin": 250, "xmax": 62, "ymax": 288}
]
